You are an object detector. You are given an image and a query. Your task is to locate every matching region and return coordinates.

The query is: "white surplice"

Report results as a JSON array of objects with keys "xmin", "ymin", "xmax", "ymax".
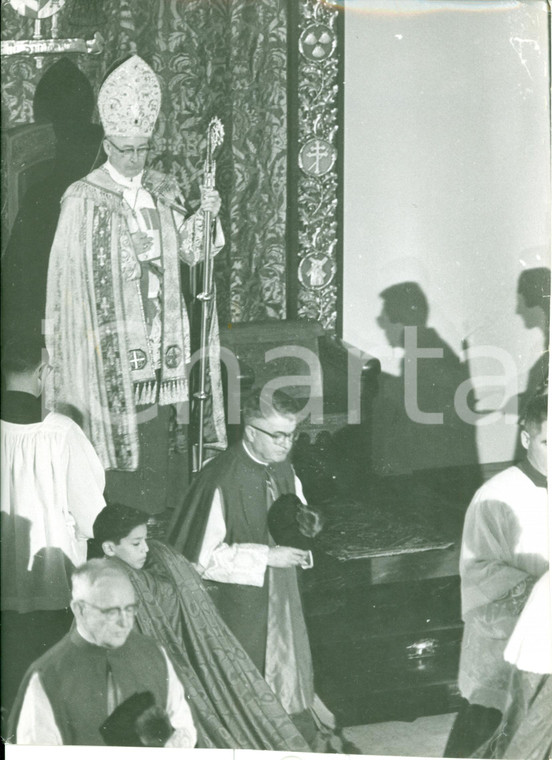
[{"xmin": 1, "ymin": 412, "xmax": 106, "ymax": 612}]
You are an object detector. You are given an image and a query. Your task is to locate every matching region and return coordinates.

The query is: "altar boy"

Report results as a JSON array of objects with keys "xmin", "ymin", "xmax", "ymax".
[
  {"xmin": 444, "ymin": 392, "xmax": 549, "ymax": 757},
  {"xmin": 1, "ymin": 334, "xmax": 105, "ymax": 716}
]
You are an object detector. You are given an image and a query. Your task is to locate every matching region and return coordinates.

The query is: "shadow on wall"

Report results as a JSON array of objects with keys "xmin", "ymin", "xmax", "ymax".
[
  {"xmin": 515, "ymin": 267, "xmax": 550, "ymax": 409},
  {"xmin": 503, "ymin": 266, "xmax": 550, "ymax": 463},
  {"xmin": 1, "ymin": 512, "xmax": 75, "ymax": 721},
  {"xmin": 371, "ymin": 281, "xmax": 482, "ymax": 501},
  {"xmin": 2, "ymin": 57, "xmax": 103, "ymax": 346}
]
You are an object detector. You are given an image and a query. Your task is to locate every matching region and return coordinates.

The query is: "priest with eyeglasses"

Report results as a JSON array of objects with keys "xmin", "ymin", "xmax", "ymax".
[
  {"xmin": 9, "ymin": 560, "xmax": 196, "ymax": 747},
  {"xmin": 167, "ymin": 387, "xmax": 345, "ymax": 752},
  {"xmin": 44, "ymin": 54, "xmax": 226, "ymax": 512}
]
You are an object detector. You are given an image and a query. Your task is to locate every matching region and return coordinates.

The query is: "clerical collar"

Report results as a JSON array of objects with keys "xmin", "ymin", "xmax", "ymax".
[
  {"xmin": 74, "ymin": 623, "xmax": 124, "ymax": 651},
  {"xmin": 1, "ymin": 390, "xmax": 42, "ymax": 424},
  {"xmin": 242, "ymin": 440, "xmax": 268, "ymax": 466},
  {"xmin": 516, "ymin": 458, "xmax": 547, "ymax": 488},
  {"xmin": 104, "ymin": 160, "xmax": 144, "ymax": 189}
]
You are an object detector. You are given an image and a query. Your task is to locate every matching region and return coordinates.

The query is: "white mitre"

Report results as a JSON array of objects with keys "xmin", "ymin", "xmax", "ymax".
[{"xmin": 98, "ymin": 55, "xmax": 161, "ymax": 138}]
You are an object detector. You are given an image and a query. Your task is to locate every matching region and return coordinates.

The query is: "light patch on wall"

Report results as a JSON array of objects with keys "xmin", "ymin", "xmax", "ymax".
[
  {"xmin": 509, "ymin": 37, "xmax": 540, "ymax": 80},
  {"xmin": 342, "ymin": 0, "xmax": 550, "ymax": 466}
]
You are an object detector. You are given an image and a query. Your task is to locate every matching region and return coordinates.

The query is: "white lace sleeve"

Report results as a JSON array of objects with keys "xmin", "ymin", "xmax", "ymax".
[{"xmin": 196, "ymin": 488, "xmax": 269, "ymax": 586}]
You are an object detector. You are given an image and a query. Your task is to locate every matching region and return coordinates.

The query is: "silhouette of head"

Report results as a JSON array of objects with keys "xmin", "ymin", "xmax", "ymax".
[
  {"xmin": 34, "ymin": 57, "xmax": 95, "ymax": 131},
  {"xmin": 33, "ymin": 58, "xmax": 102, "ymax": 176},
  {"xmin": 517, "ymin": 268, "xmax": 550, "ymax": 332},
  {"xmin": 378, "ymin": 281, "xmax": 429, "ymax": 346}
]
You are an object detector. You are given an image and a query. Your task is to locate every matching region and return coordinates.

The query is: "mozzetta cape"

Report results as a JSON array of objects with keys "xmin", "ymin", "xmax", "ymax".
[
  {"xmin": 167, "ymin": 443, "xmax": 296, "ymax": 563},
  {"xmin": 167, "ymin": 443, "xmax": 315, "ymax": 716},
  {"xmin": 45, "ymin": 166, "xmax": 226, "ymax": 471},
  {"xmin": 9, "ymin": 628, "xmax": 169, "ymax": 746},
  {"xmin": 118, "ymin": 540, "xmax": 310, "ymax": 750}
]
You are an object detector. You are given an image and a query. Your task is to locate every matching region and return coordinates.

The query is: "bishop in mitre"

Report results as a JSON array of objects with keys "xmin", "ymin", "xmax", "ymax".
[{"xmin": 45, "ymin": 55, "xmax": 226, "ymax": 511}]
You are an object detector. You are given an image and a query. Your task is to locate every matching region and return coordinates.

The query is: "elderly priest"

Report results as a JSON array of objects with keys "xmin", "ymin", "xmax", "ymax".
[{"xmin": 8, "ymin": 560, "xmax": 196, "ymax": 747}]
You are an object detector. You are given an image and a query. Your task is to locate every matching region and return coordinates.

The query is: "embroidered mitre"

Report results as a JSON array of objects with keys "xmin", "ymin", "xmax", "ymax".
[{"xmin": 98, "ymin": 55, "xmax": 161, "ymax": 138}]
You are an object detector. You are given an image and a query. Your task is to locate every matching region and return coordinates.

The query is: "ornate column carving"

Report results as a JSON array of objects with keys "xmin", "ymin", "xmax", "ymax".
[{"xmin": 292, "ymin": 0, "xmax": 342, "ymax": 331}]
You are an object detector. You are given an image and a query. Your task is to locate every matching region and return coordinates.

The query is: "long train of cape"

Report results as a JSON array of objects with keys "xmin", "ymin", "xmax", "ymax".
[
  {"xmin": 122, "ymin": 540, "xmax": 310, "ymax": 750},
  {"xmin": 164, "ymin": 448, "xmax": 356, "ymax": 753},
  {"xmin": 473, "ymin": 672, "xmax": 552, "ymax": 760}
]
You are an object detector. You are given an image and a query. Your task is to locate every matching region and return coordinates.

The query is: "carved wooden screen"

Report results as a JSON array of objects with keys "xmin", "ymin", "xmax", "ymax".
[{"xmin": 287, "ymin": 0, "xmax": 343, "ymax": 334}]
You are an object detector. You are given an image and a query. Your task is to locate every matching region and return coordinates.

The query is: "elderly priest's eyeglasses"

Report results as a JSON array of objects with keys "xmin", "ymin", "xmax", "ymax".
[
  {"xmin": 80, "ymin": 601, "xmax": 138, "ymax": 622},
  {"xmin": 247, "ymin": 423, "xmax": 298, "ymax": 445},
  {"xmin": 105, "ymin": 139, "xmax": 151, "ymax": 158}
]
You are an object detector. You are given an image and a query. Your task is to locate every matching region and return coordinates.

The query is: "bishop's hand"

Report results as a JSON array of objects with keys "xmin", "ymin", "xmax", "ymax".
[
  {"xmin": 200, "ymin": 187, "xmax": 221, "ymax": 217},
  {"xmin": 267, "ymin": 545, "xmax": 311, "ymax": 568},
  {"xmin": 131, "ymin": 231, "xmax": 154, "ymax": 256}
]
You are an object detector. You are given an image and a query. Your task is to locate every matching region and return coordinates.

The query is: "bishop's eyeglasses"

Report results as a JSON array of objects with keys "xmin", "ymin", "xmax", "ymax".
[
  {"xmin": 105, "ymin": 138, "xmax": 151, "ymax": 158},
  {"xmin": 247, "ymin": 423, "xmax": 298, "ymax": 445},
  {"xmin": 80, "ymin": 601, "xmax": 138, "ymax": 622}
]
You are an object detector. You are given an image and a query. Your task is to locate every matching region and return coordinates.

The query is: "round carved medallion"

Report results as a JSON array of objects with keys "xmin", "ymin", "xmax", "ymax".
[
  {"xmin": 299, "ymin": 23, "xmax": 336, "ymax": 62},
  {"xmin": 298, "ymin": 253, "xmax": 336, "ymax": 291},
  {"xmin": 298, "ymin": 138, "xmax": 336, "ymax": 177}
]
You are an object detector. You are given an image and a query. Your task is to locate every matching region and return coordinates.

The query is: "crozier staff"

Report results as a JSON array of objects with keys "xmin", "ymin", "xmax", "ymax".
[{"xmin": 45, "ymin": 55, "xmax": 226, "ymax": 505}]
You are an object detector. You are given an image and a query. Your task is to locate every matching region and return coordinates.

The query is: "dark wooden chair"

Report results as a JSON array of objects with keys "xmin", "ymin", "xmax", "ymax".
[
  {"xmin": 218, "ymin": 318, "xmax": 381, "ymax": 499},
  {"xmin": 1, "ymin": 122, "xmax": 56, "ymax": 253}
]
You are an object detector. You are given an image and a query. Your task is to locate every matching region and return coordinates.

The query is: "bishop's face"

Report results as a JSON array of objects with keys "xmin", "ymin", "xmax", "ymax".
[
  {"xmin": 244, "ymin": 412, "xmax": 298, "ymax": 464},
  {"xmin": 103, "ymin": 134, "xmax": 150, "ymax": 178}
]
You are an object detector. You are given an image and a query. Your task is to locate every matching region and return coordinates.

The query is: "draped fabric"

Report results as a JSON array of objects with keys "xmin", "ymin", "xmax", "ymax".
[
  {"xmin": 119, "ymin": 539, "xmax": 310, "ymax": 751},
  {"xmin": 2, "ymin": 0, "xmax": 288, "ymax": 324},
  {"xmin": 473, "ymin": 673, "xmax": 552, "ymax": 760},
  {"xmin": 166, "ymin": 443, "xmax": 327, "ymax": 723},
  {"xmin": 457, "ymin": 463, "xmax": 549, "ymax": 712},
  {"xmin": 44, "ymin": 164, "xmax": 227, "ymax": 470},
  {"xmin": 473, "ymin": 571, "xmax": 552, "ymax": 760}
]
